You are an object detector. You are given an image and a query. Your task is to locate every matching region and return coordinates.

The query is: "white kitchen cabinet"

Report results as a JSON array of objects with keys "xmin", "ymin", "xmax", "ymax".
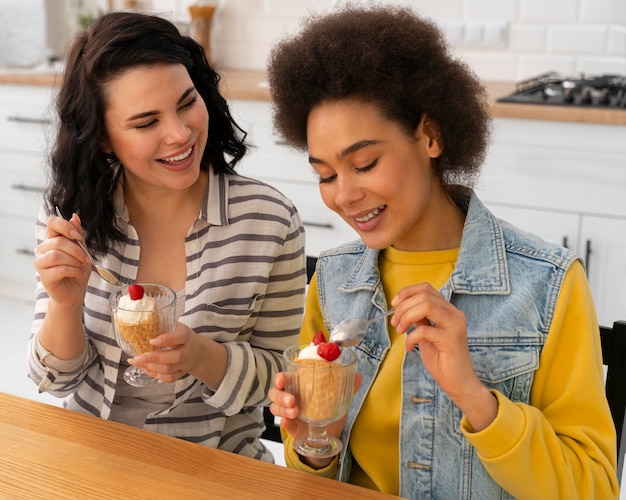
[
  {"xmin": 477, "ymin": 117, "xmax": 626, "ymax": 327},
  {"xmin": 229, "ymin": 104, "xmax": 626, "ymax": 325},
  {"xmin": 580, "ymin": 216, "xmax": 626, "ymax": 327},
  {"xmin": 485, "ymin": 203, "xmax": 579, "ymax": 249},
  {"xmin": 486, "ymin": 203, "xmax": 626, "ymax": 326},
  {"xmin": 1, "ymin": 83, "xmax": 624, "ymax": 326},
  {"xmin": 228, "ymin": 99, "xmax": 358, "ymax": 257},
  {"xmin": 0, "ymin": 84, "xmax": 55, "ymax": 301}
]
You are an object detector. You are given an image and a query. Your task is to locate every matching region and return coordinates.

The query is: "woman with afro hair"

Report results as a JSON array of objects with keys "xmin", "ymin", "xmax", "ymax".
[{"xmin": 267, "ymin": 5, "xmax": 618, "ymax": 499}]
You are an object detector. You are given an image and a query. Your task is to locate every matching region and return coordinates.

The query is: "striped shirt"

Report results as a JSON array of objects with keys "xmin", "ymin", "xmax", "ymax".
[{"xmin": 28, "ymin": 167, "xmax": 306, "ymax": 462}]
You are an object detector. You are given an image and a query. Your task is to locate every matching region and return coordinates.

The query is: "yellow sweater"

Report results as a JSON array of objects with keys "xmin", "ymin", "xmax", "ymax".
[{"xmin": 284, "ymin": 246, "xmax": 618, "ymax": 499}]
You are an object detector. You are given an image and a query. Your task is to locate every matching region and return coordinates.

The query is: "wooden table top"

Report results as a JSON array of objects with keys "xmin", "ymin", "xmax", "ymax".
[{"xmin": 0, "ymin": 392, "xmax": 395, "ymax": 499}]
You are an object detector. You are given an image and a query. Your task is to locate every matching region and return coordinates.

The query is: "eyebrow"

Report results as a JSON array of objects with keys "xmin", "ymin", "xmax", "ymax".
[
  {"xmin": 309, "ymin": 139, "xmax": 381, "ymax": 164},
  {"xmin": 125, "ymin": 87, "xmax": 196, "ymax": 122}
]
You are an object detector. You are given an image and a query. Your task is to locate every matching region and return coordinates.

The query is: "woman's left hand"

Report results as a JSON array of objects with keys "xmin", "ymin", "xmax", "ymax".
[{"xmin": 128, "ymin": 323, "xmax": 227, "ymax": 387}]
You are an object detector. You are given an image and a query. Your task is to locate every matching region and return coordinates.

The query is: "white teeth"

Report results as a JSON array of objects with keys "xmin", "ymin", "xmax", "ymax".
[
  {"xmin": 162, "ymin": 146, "xmax": 192, "ymax": 163},
  {"xmin": 355, "ymin": 207, "xmax": 384, "ymax": 222}
]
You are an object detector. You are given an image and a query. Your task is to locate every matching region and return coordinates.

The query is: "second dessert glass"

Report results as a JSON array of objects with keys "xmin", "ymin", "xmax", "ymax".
[
  {"xmin": 284, "ymin": 343, "xmax": 357, "ymax": 458},
  {"xmin": 110, "ymin": 284, "xmax": 177, "ymax": 387}
]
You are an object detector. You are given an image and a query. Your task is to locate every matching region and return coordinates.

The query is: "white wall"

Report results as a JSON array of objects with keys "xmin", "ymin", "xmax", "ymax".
[
  {"xmin": 167, "ymin": 0, "xmax": 626, "ymax": 81},
  {"xmin": 1, "ymin": 0, "xmax": 624, "ymax": 81},
  {"xmin": 0, "ymin": 0, "xmax": 45, "ymax": 66}
]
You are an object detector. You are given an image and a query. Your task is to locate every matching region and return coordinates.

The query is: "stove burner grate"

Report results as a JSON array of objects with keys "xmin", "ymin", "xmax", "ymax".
[{"xmin": 497, "ymin": 72, "xmax": 626, "ymax": 108}]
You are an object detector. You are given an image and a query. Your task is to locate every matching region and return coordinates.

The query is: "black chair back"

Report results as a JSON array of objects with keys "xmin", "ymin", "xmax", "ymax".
[
  {"xmin": 261, "ymin": 256, "xmax": 318, "ymax": 443},
  {"xmin": 600, "ymin": 320, "xmax": 626, "ymax": 484}
]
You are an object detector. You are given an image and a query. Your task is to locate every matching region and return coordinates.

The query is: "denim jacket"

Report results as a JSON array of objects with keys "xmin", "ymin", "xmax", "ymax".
[{"xmin": 313, "ymin": 193, "xmax": 579, "ymax": 499}]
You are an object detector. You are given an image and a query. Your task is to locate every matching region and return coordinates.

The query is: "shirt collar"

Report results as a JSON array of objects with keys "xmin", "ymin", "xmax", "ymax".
[{"xmin": 113, "ymin": 165, "xmax": 228, "ymax": 227}]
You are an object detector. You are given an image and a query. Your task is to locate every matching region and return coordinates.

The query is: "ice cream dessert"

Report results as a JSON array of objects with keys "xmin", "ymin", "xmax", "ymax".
[
  {"xmin": 115, "ymin": 284, "xmax": 159, "ymax": 353},
  {"xmin": 294, "ymin": 331, "xmax": 345, "ymax": 421}
]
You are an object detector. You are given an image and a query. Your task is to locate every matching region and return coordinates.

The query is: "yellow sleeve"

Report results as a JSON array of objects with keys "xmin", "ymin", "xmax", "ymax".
[
  {"xmin": 298, "ymin": 273, "xmax": 328, "ymax": 343},
  {"xmin": 461, "ymin": 260, "xmax": 619, "ymax": 499},
  {"xmin": 282, "ymin": 428, "xmax": 340, "ymax": 476}
]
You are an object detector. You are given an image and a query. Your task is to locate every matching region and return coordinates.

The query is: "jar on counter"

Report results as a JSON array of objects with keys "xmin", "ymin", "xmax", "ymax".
[{"xmin": 189, "ymin": 3, "xmax": 217, "ymax": 65}]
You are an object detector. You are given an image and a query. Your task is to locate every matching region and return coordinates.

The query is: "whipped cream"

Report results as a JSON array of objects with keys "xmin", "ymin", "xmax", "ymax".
[
  {"xmin": 117, "ymin": 294, "xmax": 156, "ymax": 323},
  {"xmin": 298, "ymin": 343, "xmax": 325, "ymax": 361}
]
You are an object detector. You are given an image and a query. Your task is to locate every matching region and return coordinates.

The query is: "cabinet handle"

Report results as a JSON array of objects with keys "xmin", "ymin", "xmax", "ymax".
[
  {"xmin": 303, "ymin": 220, "xmax": 334, "ymax": 229},
  {"xmin": 7, "ymin": 115, "xmax": 52, "ymax": 125},
  {"xmin": 584, "ymin": 239, "xmax": 592, "ymax": 277},
  {"xmin": 274, "ymin": 140, "xmax": 288, "ymax": 146},
  {"xmin": 11, "ymin": 183, "xmax": 44, "ymax": 193},
  {"xmin": 15, "ymin": 248, "xmax": 34, "ymax": 257},
  {"xmin": 562, "ymin": 236, "xmax": 569, "ymax": 249}
]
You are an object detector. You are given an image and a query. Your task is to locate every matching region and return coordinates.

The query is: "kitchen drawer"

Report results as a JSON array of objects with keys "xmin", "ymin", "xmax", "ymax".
[
  {"xmin": 492, "ymin": 118, "xmax": 626, "ymax": 156},
  {"xmin": 0, "ymin": 151, "xmax": 46, "ymax": 219},
  {"xmin": 237, "ymin": 141, "xmax": 316, "ymax": 185},
  {"xmin": 0, "ymin": 102, "xmax": 54, "ymax": 154},
  {"xmin": 229, "ymin": 99, "xmax": 317, "ymax": 184},
  {"xmin": 480, "ymin": 119, "xmax": 626, "ymax": 218},
  {"xmin": 0, "ymin": 215, "xmax": 38, "ymax": 289},
  {"xmin": 0, "ymin": 84, "xmax": 55, "ymax": 107},
  {"xmin": 257, "ymin": 178, "xmax": 357, "ymax": 256},
  {"xmin": 227, "ymin": 99, "xmax": 358, "ymax": 255},
  {"xmin": 0, "ymin": 84, "xmax": 56, "ymax": 154}
]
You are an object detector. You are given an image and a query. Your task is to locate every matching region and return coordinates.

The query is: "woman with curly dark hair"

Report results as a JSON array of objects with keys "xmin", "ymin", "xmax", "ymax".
[
  {"xmin": 28, "ymin": 12, "xmax": 306, "ymax": 462},
  {"xmin": 267, "ymin": 5, "xmax": 617, "ymax": 498}
]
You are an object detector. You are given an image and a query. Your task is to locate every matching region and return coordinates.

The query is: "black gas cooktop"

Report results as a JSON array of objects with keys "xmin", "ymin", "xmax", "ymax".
[{"xmin": 496, "ymin": 72, "xmax": 626, "ymax": 108}]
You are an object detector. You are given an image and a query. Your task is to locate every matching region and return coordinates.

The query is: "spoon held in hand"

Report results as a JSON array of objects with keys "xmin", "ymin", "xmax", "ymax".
[
  {"xmin": 329, "ymin": 308, "xmax": 395, "ymax": 347},
  {"xmin": 55, "ymin": 206, "xmax": 124, "ymax": 287}
]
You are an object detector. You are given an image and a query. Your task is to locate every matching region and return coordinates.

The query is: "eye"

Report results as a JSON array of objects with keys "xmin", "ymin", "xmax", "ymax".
[
  {"xmin": 135, "ymin": 119, "xmax": 157, "ymax": 130},
  {"xmin": 318, "ymin": 173, "xmax": 337, "ymax": 184},
  {"xmin": 311, "ymin": 165, "xmax": 336, "ymax": 184},
  {"xmin": 356, "ymin": 159, "xmax": 378, "ymax": 173},
  {"xmin": 180, "ymin": 96, "xmax": 197, "ymax": 110}
]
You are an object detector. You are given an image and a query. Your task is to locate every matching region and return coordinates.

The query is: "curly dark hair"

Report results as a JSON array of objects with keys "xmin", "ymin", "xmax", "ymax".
[
  {"xmin": 267, "ymin": 5, "xmax": 491, "ymax": 191},
  {"xmin": 47, "ymin": 12, "xmax": 247, "ymax": 256}
]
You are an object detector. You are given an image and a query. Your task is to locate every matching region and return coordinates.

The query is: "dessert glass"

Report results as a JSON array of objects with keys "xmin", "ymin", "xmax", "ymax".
[
  {"xmin": 109, "ymin": 284, "xmax": 176, "ymax": 387},
  {"xmin": 283, "ymin": 343, "xmax": 357, "ymax": 458}
]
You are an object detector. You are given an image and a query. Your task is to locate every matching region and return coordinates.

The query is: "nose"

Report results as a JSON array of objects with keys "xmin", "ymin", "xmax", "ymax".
[
  {"xmin": 331, "ymin": 173, "xmax": 363, "ymax": 208},
  {"xmin": 165, "ymin": 116, "xmax": 191, "ymax": 144}
]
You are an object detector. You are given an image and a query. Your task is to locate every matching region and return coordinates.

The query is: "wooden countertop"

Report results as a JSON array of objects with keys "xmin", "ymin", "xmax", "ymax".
[
  {"xmin": 1, "ymin": 68, "xmax": 624, "ymax": 125},
  {"xmin": 0, "ymin": 392, "xmax": 395, "ymax": 499},
  {"xmin": 0, "ymin": 67, "xmax": 271, "ymax": 100}
]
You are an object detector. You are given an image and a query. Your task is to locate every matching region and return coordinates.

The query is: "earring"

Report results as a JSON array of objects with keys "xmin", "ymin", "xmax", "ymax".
[{"xmin": 105, "ymin": 151, "xmax": 118, "ymax": 164}]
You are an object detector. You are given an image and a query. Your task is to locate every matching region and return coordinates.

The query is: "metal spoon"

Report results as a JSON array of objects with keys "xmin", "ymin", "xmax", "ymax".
[
  {"xmin": 329, "ymin": 308, "xmax": 395, "ymax": 346},
  {"xmin": 55, "ymin": 206, "xmax": 124, "ymax": 287}
]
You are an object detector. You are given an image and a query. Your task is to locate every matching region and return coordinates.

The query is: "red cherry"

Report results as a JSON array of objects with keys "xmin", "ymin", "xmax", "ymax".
[
  {"xmin": 312, "ymin": 330, "xmax": 326, "ymax": 346},
  {"xmin": 128, "ymin": 284, "xmax": 145, "ymax": 300},
  {"xmin": 317, "ymin": 342, "xmax": 341, "ymax": 361}
]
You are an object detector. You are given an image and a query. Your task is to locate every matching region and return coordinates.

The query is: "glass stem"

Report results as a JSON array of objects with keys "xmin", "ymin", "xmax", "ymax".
[{"xmin": 305, "ymin": 424, "xmax": 331, "ymax": 450}]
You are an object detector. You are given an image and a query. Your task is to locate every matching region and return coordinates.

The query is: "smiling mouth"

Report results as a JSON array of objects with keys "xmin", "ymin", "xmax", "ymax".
[
  {"xmin": 160, "ymin": 146, "xmax": 193, "ymax": 164},
  {"xmin": 354, "ymin": 206, "xmax": 386, "ymax": 222}
]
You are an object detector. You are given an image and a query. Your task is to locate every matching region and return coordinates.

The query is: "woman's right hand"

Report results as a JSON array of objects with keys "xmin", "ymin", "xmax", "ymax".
[
  {"xmin": 34, "ymin": 213, "xmax": 91, "ymax": 306},
  {"xmin": 270, "ymin": 371, "xmax": 338, "ymax": 468},
  {"xmin": 269, "ymin": 371, "xmax": 361, "ymax": 469},
  {"xmin": 269, "ymin": 372, "xmax": 310, "ymax": 438}
]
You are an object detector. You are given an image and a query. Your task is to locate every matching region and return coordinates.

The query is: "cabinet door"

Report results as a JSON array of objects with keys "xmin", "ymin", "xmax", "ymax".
[
  {"xmin": 256, "ymin": 179, "xmax": 358, "ymax": 257},
  {"xmin": 580, "ymin": 216, "xmax": 626, "ymax": 327},
  {"xmin": 0, "ymin": 215, "xmax": 38, "ymax": 301},
  {"xmin": 0, "ymin": 151, "xmax": 46, "ymax": 220},
  {"xmin": 484, "ymin": 203, "xmax": 580, "ymax": 250},
  {"xmin": 480, "ymin": 118, "xmax": 626, "ymax": 218},
  {"xmin": 227, "ymin": 99, "xmax": 358, "ymax": 256},
  {"xmin": 0, "ymin": 84, "xmax": 55, "ymax": 154}
]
